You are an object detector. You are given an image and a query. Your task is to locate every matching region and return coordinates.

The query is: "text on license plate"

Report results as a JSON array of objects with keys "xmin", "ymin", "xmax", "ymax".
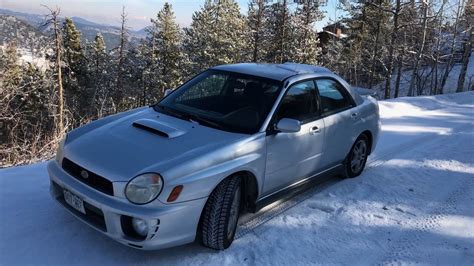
[{"xmin": 64, "ymin": 189, "xmax": 86, "ymax": 214}]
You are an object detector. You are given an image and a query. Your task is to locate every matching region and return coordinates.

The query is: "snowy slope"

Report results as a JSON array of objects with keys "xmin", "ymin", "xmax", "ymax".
[
  {"xmin": 0, "ymin": 92, "xmax": 473, "ymax": 265},
  {"xmin": 375, "ymin": 53, "xmax": 474, "ymax": 98}
]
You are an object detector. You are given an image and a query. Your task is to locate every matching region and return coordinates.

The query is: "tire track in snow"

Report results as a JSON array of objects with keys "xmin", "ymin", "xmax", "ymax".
[
  {"xmin": 379, "ymin": 177, "xmax": 474, "ymax": 265},
  {"xmin": 235, "ymin": 122, "xmax": 473, "ymax": 240},
  {"xmin": 377, "ymin": 126, "xmax": 474, "ymax": 264}
]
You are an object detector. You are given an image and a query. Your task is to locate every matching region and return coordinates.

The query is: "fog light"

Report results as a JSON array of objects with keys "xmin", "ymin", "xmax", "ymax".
[{"xmin": 132, "ymin": 218, "xmax": 148, "ymax": 237}]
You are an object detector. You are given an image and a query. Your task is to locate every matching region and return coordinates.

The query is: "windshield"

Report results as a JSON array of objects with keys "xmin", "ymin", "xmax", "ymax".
[{"xmin": 155, "ymin": 70, "xmax": 282, "ymax": 134}]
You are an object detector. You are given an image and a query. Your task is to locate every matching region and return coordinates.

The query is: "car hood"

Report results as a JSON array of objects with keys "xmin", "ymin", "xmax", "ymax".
[{"xmin": 63, "ymin": 107, "xmax": 246, "ymax": 182}]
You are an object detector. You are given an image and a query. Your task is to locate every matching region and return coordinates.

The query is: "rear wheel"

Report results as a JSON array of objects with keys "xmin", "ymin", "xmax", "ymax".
[
  {"xmin": 200, "ymin": 176, "xmax": 241, "ymax": 250},
  {"xmin": 345, "ymin": 134, "xmax": 369, "ymax": 178}
]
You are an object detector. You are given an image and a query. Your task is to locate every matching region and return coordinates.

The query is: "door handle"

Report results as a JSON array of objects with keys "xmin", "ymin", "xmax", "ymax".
[
  {"xmin": 310, "ymin": 126, "xmax": 321, "ymax": 134},
  {"xmin": 351, "ymin": 112, "xmax": 358, "ymax": 119}
]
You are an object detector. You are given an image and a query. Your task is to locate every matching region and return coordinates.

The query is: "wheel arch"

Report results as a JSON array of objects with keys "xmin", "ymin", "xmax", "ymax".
[
  {"xmin": 210, "ymin": 170, "xmax": 259, "ymax": 212},
  {"xmin": 361, "ymin": 130, "xmax": 373, "ymax": 155},
  {"xmin": 196, "ymin": 170, "xmax": 259, "ymax": 244}
]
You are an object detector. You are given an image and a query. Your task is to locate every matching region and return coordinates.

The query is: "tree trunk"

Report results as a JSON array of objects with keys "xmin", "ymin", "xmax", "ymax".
[
  {"xmin": 367, "ymin": 22, "xmax": 381, "ymax": 90},
  {"xmin": 439, "ymin": 0, "xmax": 463, "ymax": 94},
  {"xmin": 44, "ymin": 7, "xmax": 65, "ymax": 137},
  {"xmin": 456, "ymin": 33, "xmax": 472, "ymax": 92},
  {"xmin": 252, "ymin": 0, "xmax": 265, "ymax": 62},
  {"xmin": 408, "ymin": 2, "xmax": 428, "ymax": 97},
  {"xmin": 394, "ymin": 54, "xmax": 403, "ymax": 98},
  {"xmin": 279, "ymin": 0, "xmax": 288, "ymax": 63},
  {"xmin": 116, "ymin": 6, "xmax": 127, "ymax": 107},
  {"xmin": 384, "ymin": 0, "xmax": 401, "ymax": 99},
  {"xmin": 55, "ymin": 23, "xmax": 64, "ymax": 136}
]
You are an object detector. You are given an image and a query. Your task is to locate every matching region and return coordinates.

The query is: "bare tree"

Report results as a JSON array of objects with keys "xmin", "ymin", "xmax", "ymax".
[
  {"xmin": 430, "ymin": 0, "xmax": 446, "ymax": 95},
  {"xmin": 384, "ymin": 0, "xmax": 402, "ymax": 99},
  {"xmin": 439, "ymin": 0, "xmax": 465, "ymax": 94},
  {"xmin": 456, "ymin": 1, "xmax": 473, "ymax": 92},
  {"xmin": 115, "ymin": 6, "xmax": 127, "ymax": 107},
  {"xmin": 42, "ymin": 5, "xmax": 64, "ymax": 137},
  {"xmin": 408, "ymin": 0, "xmax": 429, "ymax": 97}
]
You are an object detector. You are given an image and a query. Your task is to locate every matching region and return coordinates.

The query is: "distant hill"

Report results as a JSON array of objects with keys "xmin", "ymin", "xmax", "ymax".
[
  {"xmin": 0, "ymin": 8, "xmax": 146, "ymax": 50},
  {"xmin": 0, "ymin": 15, "xmax": 48, "ymax": 51}
]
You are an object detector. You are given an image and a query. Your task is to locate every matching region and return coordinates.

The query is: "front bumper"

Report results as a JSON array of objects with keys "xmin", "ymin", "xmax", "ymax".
[{"xmin": 47, "ymin": 160, "xmax": 207, "ymax": 250}]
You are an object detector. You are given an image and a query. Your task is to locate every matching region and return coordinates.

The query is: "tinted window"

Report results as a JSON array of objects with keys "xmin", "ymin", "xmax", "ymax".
[
  {"xmin": 275, "ymin": 81, "xmax": 318, "ymax": 122},
  {"xmin": 316, "ymin": 79, "xmax": 352, "ymax": 116},
  {"xmin": 157, "ymin": 70, "xmax": 282, "ymax": 134}
]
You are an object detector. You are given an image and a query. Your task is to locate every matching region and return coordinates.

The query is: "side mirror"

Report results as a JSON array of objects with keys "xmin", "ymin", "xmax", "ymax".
[
  {"xmin": 275, "ymin": 118, "xmax": 301, "ymax": 133},
  {"xmin": 164, "ymin": 89, "xmax": 173, "ymax": 97}
]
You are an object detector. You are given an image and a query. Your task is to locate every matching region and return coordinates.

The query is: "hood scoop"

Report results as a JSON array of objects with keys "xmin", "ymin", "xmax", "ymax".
[{"xmin": 132, "ymin": 118, "xmax": 186, "ymax": 138}]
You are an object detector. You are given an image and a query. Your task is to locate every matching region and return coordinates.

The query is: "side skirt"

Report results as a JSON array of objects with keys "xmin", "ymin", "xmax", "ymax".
[{"xmin": 252, "ymin": 163, "xmax": 345, "ymax": 212}]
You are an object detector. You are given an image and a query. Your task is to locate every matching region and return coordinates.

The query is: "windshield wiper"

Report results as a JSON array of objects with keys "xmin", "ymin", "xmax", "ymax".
[
  {"xmin": 154, "ymin": 105, "xmax": 187, "ymax": 120},
  {"xmin": 183, "ymin": 113, "xmax": 225, "ymax": 130},
  {"xmin": 154, "ymin": 105, "xmax": 224, "ymax": 130}
]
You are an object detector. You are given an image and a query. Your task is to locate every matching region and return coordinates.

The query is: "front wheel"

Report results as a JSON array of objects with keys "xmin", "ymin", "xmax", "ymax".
[
  {"xmin": 200, "ymin": 176, "xmax": 241, "ymax": 250},
  {"xmin": 345, "ymin": 134, "xmax": 369, "ymax": 178}
]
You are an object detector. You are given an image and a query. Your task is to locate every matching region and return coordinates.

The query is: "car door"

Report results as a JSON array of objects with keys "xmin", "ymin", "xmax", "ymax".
[
  {"xmin": 315, "ymin": 78, "xmax": 357, "ymax": 167},
  {"xmin": 263, "ymin": 80, "xmax": 325, "ymax": 195}
]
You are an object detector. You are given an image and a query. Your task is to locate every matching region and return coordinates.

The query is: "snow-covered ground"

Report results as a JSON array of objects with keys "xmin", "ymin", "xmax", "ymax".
[
  {"xmin": 375, "ymin": 53, "xmax": 474, "ymax": 98},
  {"xmin": 1, "ymin": 92, "xmax": 473, "ymax": 265}
]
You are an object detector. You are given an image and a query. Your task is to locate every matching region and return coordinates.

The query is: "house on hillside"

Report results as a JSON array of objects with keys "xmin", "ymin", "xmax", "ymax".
[
  {"xmin": 317, "ymin": 22, "xmax": 348, "ymax": 66},
  {"xmin": 317, "ymin": 22, "xmax": 347, "ymax": 56}
]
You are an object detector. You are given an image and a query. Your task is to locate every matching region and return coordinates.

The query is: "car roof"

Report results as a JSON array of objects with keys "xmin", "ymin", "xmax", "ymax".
[{"xmin": 210, "ymin": 63, "xmax": 333, "ymax": 81}]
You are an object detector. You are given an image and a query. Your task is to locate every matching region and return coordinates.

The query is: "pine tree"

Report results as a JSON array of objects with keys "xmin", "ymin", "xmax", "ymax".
[
  {"xmin": 87, "ymin": 33, "xmax": 108, "ymax": 117},
  {"xmin": 153, "ymin": 3, "xmax": 184, "ymax": 95},
  {"xmin": 184, "ymin": 0, "xmax": 246, "ymax": 75},
  {"xmin": 340, "ymin": 0, "xmax": 391, "ymax": 88},
  {"xmin": 62, "ymin": 17, "xmax": 89, "ymax": 121},
  {"xmin": 365, "ymin": 0, "xmax": 391, "ymax": 90},
  {"xmin": 323, "ymin": 35, "xmax": 348, "ymax": 77},
  {"xmin": 247, "ymin": 0, "xmax": 269, "ymax": 62},
  {"xmin": 265, "ymin": 0, "xmax": 292, "ymax": 63},
  {"xmin": 122, "ymin": 44, "xmax": 147, "ymax": 109},
  {"xmin": 340, "ymin": 2, "xmax": 371, "ymax": 86},
  {"xmin": 63, "ymin": 18, "xmax": 84, "ymax": 72},
  {"xmin": 291, "ymin": 1, "xmax": 323, "ymax": 64}
]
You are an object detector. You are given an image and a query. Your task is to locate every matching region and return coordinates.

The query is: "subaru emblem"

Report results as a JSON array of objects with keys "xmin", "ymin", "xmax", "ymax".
[{"xmin": 80, "ymin": 170, "xmax": 89, "ymax": 179}]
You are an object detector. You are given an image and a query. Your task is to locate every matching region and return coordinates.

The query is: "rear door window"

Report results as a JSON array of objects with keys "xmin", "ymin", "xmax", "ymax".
[{"xmin": 315, "ymin": 79, "xmax": 353, "ymax": 116}]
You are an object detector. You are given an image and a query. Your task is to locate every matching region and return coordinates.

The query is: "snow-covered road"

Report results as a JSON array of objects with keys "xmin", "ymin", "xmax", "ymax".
[{"xmin": 1, "ymin": 92, "xmax": 473, "ymax": 265}]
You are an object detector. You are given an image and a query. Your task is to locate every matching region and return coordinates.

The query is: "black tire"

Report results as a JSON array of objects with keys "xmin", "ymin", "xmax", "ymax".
[
  {"xmin": 200, "ymin": 176, "xmax": 241, "ymax": 250},
  {"xmin": 344, "ymin": 134, "xmax": 369, "ymax": 178}
]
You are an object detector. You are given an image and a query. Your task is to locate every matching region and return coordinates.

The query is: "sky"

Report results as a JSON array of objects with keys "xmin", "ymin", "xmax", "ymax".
[{"xmin": 1, "ymin": 0, "xmax": 341, "ymax": 31}]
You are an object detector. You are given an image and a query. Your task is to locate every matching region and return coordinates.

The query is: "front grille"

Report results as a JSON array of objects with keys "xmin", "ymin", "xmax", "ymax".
[{"xmin": 62, "ymin": 158, "xmax": 114, "ymax": 196}]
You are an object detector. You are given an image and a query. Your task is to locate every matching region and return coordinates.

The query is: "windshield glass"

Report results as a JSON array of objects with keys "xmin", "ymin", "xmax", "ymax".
[{"xmin": 156, "ymin": 70, "xmax": 282, "ymax": 134}]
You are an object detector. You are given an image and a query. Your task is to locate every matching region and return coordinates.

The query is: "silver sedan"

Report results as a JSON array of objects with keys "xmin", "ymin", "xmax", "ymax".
[{"xmin": 48, "ymin": 63, "xmax": 380, "ymax": 250}]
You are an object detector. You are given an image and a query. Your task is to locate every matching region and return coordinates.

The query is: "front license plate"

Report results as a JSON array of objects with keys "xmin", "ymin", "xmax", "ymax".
[{"xmin": 64, "ymin": 189, "xmax": 86, "ymax": 214}]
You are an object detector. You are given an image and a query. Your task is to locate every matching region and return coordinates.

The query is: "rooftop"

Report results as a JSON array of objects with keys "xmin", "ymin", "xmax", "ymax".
[{"xmin": 211, "ymin": 63, "xmax": 332, "ymax": 81}]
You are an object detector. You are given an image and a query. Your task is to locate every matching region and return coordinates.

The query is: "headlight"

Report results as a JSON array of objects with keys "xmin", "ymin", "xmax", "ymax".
[
  {"xmin": 125, "ymin": 173, "xmax": 163, "ymax": 204},
  {"xmin": 55, "ymin": 135, "xmax": 67, "ymax": 163}
]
